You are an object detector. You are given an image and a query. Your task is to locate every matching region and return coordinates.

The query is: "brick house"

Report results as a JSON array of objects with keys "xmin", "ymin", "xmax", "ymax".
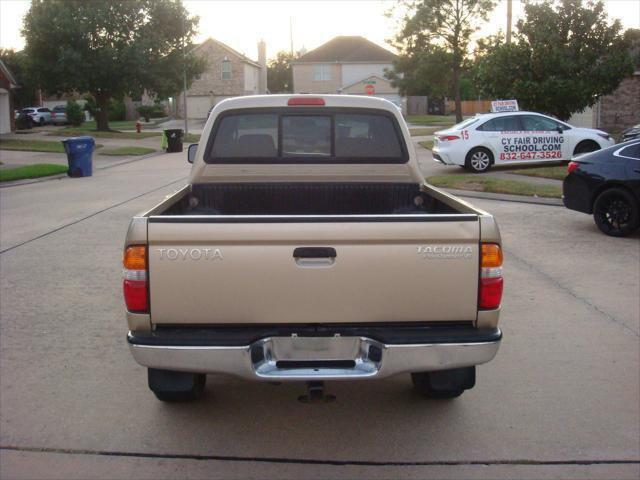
[
  {"xmin": 596, "ymin": 69, "xmax": 640, "ymax": 133},
  {"xmin": 291, "ymin": 36, "xmax": 403, "ymax": 110},
  {"xmin": 0, "ymin": 59, "xmax": 18, "ymax": 134},
  {"xmin": 176, "ymin": 38, "xmax": 267, "ymax": 119}
]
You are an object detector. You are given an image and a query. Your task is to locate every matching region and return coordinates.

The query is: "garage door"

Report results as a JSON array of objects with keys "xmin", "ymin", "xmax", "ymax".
[{"xmin": 186, "ymin": 96, "xmax": 212, "ymax": 119}]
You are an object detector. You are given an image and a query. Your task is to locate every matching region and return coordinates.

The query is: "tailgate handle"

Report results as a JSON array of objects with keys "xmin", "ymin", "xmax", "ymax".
[{"xmin": 293, "ymin": 247, "xmax": 337, "ymax": 259}]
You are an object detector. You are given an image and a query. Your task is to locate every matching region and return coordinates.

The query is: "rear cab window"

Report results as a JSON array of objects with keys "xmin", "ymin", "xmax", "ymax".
[{"xmin": 206, "ymin": 108, "xmax": 406, "ymax": 164}]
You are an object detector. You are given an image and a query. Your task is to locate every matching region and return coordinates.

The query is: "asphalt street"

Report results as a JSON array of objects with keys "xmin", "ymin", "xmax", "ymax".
[{"xmin": 0, "ymin": 151, "xmax": 638, "ymax": 479}]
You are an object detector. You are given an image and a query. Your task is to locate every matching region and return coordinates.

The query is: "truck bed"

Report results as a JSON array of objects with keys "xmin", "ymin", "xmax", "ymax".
[{"xmin": 158, "ymin": 183, "xmax": 462, "ymax": 217}]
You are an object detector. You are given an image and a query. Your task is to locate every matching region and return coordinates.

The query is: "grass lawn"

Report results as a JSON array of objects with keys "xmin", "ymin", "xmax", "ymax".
[
  {"xmin": 418, "ymin": 140, "xmax": 434, "ymax": 150},
  {"xmin": 409, "ymin": 127, "xmax": 442, "ymax": 137},
  {"xmin": 0, "ymin": 138, "xmax": 104, "ymax": 153},
  {"xmin": 427, "ymin": 174, "xmax": 562, "ymax": 198},
  {"xmin": 0, "ymin": 138, "xmax": 67, "ymax": 153},
  {"xmin": 406, "ymin": 115, "xmax": 458, "ymax": 127},
  {"xmin": 0, "ymin": 164, "xmax": 68, "ymax": 182},
  {"xmin": 184, "ymin": 133, "xmax": 201, "ymax": 143},
  {"xmin": 99, "ymin": 146, "xmax": 157, "ymax": 156},
  {"xmin": 49, "ymin": 128, "xmax": 161, "ymax": 139},
  {"xmin": 509, "ymin": 164, "xmax": 568, "ymax": 181}
]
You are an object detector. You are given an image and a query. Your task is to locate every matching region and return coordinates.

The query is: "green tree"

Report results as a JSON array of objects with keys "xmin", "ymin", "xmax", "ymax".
[
  {"xmin": 22, "ymin": 0, "xmax": 205, "ymax": 131},
  {"xmin": 65, "ymin": 99, "xmax": 84, "ymax": 126},
  {"xmin": 386, "ymin": 46, "xmax": 478, "ymax": 101},
  {"xmin": 474, "ymin": 0, "xmax": 635, "ymax": 120},
  {"xmin": 0, "ymin": 49, "xmax": 37, "ymax": 108},
  {"xmin": 267, "ymin": 51, "xmax": 298, "ymax": 93},
  {"xmin": 390, "ymin": 0, "xmax": 496, "ymax": 121}
]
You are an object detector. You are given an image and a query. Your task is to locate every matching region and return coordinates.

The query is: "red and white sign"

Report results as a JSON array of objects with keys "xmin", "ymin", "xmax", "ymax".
[{"xmin": 364, "ymin": 84, "xmax": 375, "ymax": 95}]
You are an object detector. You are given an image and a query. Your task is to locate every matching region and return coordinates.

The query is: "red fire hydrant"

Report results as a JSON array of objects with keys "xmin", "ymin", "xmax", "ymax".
[{"xmin": 135, "ymin": 121, "xmax": 142, "ymax": 133}]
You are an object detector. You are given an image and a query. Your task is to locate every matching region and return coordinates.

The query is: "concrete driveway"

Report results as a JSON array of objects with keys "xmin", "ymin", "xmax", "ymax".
[{"xmin": 0, "ymin": 153, "xmax": 638, "ymax": 479}]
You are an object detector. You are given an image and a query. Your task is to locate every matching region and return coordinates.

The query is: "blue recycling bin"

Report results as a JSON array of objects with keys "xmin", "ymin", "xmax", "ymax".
[{"xmin": 62, "ymin": 136, "xmax": 95, "ymax": 177}]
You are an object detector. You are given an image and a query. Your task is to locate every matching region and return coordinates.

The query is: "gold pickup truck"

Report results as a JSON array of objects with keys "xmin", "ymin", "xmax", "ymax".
[{"xmin": 123, "ymin": 95, "xmax": 503, "ymax": 402}]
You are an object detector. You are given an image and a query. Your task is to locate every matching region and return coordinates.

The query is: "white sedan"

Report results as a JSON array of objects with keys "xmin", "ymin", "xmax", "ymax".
[{"xmin": 432, "ymin": 111, "xmax": 615, "ymax": 173}]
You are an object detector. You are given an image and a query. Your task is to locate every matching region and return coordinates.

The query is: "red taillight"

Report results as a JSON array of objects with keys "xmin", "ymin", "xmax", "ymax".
[
  {"xmin": 437, "ymin": 135, "xmax": 460, "ymax": 141},
  {"xmin": 287, "ymin": 97, "xmax": 325, "ymax": 106},
  {"xmin": 51, "ymin": 112, "xmax": 56, "ymax": 118},
  {"xmin": 567, "ymin": 161, "xmax": 580, "ymax": 174},
  {"xmin": 123, "ymin": 279, "xmax": 148, "ymax": 312},
  {"xmin": 479, "ymin": 277, "xmax": 503, "ymax": 309},
  {"xmin": 479, "ymin": 243, "xmax": 503, "ymax": 310},
  {"xmin": 123, "ymin": 245, "xmax": 148, "ymax": 313}
]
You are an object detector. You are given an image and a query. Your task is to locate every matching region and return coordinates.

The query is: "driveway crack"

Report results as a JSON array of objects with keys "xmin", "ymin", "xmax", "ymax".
[{"xmin": 504, "ymin": 247, "xmax": 639, "ymax": 337}]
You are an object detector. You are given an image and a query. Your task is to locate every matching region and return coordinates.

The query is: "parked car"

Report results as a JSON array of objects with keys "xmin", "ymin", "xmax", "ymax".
[
  {"xmin": 50, "ymin": 105, "xmax": 68, "ymax": 125},
  {"xmin": 124, "ymin": 95, "xmax": 503, "ymax": 402},
  {"xmin": 433, "ymin": 111, "xmax": 615, "ymax": 173},
  {"xmin": 15, "ymin": 110, "xmax": 34, "ymax": 130},
  {"xmin": 563, "ymin": 140, "xmax": 640, "ymax": 237},
  {"xmin": 20, "ymin": 107, "xmax": 52, "ymax": 126},
  {"xmin": 620, "ymin": 124, "xmax": 640, "ymax": 142}
]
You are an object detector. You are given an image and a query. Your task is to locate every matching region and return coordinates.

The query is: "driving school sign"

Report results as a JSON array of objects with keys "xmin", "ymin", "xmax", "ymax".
[{"xmin": 491, "ymin": 100, "xmax": 519, "ymax": 113}]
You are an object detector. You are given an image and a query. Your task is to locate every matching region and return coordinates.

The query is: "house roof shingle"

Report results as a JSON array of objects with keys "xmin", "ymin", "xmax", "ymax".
[
  {"xmin": 294, "ymin": 36, "xmax": 397, "ymax": 63},
  {"xmin": 193, "ymin": 38, "xmax": 262, "ymax": 68}
]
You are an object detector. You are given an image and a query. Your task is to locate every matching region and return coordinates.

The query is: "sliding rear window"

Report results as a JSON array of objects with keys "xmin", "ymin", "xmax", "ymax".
[{"xmin": 206, "ymin": 109, "xmax": 406, "ymax": 164}]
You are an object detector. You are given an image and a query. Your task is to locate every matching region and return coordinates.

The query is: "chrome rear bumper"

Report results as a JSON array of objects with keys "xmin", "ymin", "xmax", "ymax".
[{"xmin": 128, "ymin": 330, "xmax": 501, "ymax": 381}]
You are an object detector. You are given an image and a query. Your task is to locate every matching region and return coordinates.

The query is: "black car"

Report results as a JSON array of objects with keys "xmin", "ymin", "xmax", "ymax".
[
  {"xmin": 620, "ymin": 124, "xmax": 640, "ymax": 142},
  {"xmin": 563, "ymin": 140, "xmax": 640, "ymax": 237}
]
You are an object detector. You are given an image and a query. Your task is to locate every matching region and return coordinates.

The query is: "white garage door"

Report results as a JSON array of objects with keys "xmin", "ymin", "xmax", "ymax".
[
  {"xmin": 186, "ymin": 96, "xmax": 212, "ymax": 119},
  {"xmin": 0, "ymin": 90, "xmax": 11, "ymax": 134}
]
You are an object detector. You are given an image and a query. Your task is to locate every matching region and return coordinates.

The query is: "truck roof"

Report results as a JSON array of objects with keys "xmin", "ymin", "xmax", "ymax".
[{"xmin": 211, "ymin": 94, "xmax": 401, "ymax": 115}]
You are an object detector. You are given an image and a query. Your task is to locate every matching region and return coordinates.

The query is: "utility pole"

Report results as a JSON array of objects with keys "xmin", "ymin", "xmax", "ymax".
[
  {"xmin": 506, "ymin": 0, "xmax": 513, "ymax": 44},
  {"xmin": 182, "ymin": 16, "xmax": 189, "ymax": 136},
  {"xmin": 290, "ymin": 17, "xmax": 294, "ymax": 56}
]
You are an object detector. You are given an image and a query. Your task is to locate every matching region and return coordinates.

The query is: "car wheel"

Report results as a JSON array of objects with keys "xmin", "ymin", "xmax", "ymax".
[
  {"xmin": 411, "ymin": 367, "xmax": 475, "ymax": 399},
  {"xmin": 593, "ymin": 187, "xmax": 640, "ymax": 237},
  {"xmin": 39, "ymin": 117, "xmax": 45, "ymax": 126},
  {"xmin": 465, "ymin": 148, "xmax": 493, "ymax": 173},
  {"xmin": 148, "ymin": 368, "xmax": 206, "ymax": 402},
  {"xmin": 573, "ymin": 140, "xmax": 600, "ymax": 156}
]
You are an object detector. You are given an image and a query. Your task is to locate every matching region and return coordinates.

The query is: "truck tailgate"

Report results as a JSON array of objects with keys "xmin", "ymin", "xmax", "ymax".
[{"xmin": 147, "ymin": 217, "xmax": 480, "ymax": 325}]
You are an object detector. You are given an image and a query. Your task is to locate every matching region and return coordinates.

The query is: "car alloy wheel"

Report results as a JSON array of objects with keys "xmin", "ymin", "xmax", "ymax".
[
  {"xmin": 593, "ymin": 188, "xmax": 639, "ymax": 237},
  {"xmin": 466, "ymin": 148, "xmax": 492, "ymax": 173}
]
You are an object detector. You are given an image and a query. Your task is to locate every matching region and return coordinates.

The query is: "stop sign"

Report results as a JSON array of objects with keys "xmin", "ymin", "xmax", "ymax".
[{"xmin": 365, "ymin": 84, "xmax": 375, "ymax": 95}]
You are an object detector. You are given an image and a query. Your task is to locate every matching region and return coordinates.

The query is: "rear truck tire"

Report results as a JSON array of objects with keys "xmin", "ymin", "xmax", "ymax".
[
  {"xmin": 573, "ymin": 140, "xmax": 600, "ymax": 156},
  {"xmin": 411, "ymin": 366, "xmax": 475, "ymax": 399},
  {"xmin": 465, "ymin": 148, "xmax": 493, "ymax": 173},
  {"xmin": 593, "ymin": 187, "xmax": 640, "ymax": 237},
  {"xmin": 39, "ymin": 117, "xmax": 45, "ymax": 126},
  {"xmin": 148, "ymin": 368, "xmax": 206, "ymax": 402}
]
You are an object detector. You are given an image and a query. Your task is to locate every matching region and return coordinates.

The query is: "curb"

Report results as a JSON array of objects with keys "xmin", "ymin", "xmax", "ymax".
[
  {"xmin": 0, "ymin": 150, "xmax": 166, "ymax": 188},
  {"xmin": 443, "ymin": 188, "xmax": 563, "ymax": 206}
]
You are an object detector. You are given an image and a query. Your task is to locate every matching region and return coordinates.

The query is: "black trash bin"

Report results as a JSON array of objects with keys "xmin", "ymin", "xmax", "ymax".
[
  {"xmin": 62, "ymin": 136, "xmax": 95, "ymax": 177},
  {"xmin": 164, "ymin": 129, "xmax": 184, "ymax": 153}
]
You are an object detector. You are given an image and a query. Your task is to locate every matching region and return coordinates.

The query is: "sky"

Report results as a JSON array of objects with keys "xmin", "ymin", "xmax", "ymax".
[{"xmin": 1, "ymin": 0, "xmax": 639, "ymax": 60}]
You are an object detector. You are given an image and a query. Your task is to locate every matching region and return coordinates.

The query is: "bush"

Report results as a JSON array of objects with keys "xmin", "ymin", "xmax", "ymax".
[
  {"xmin": 137, "ymin": 104, "xmax": 165, "ymax": 122},
  {"xmin": 108, "ymin": 98, "xmax": 126, "ymax": 121},
  {"xmin": 66, "ymin": 100, "xmax": 84, "ymax": 126}
]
